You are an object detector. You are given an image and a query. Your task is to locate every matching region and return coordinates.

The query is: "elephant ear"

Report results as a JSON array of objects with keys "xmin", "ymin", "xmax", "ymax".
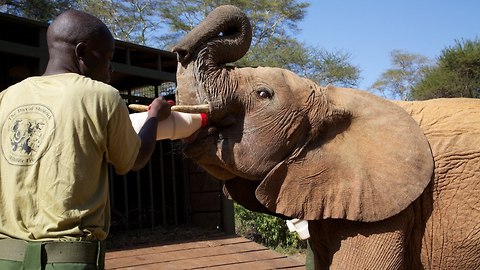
[{"xmin": 255, "ymin": 86, "xmax": 434, "ymax": 222}]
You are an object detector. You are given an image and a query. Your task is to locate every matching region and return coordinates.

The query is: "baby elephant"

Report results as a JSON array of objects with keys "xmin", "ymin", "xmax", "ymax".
[{"xmin": 172, "ymin": 5, "xmax": 480, "ymax": 269}]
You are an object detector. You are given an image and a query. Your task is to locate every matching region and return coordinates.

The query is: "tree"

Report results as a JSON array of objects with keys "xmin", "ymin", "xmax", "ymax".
[
  {"xmin": 412, "ymin": 39, "xmax": 480, "ymax": 100},
  {"xmin": 156, "ymin": 0, "xmax": 308, "ymax": 48},
  {"xmin": 236, "ymin": 36, "xmax": 359, "ymax": 87},
  {"xmin": 0, "ymin": 0, "xmax": 77, "ymax": 22},
  {"xmin": 369, "ymin": 50, "xmax": 431, "ymax": 100},
  {"xmin": 77, "ymin": 0, "xmax": 160, "ymax": 45},
  {"xmin": 157, "ymin": 0, "xmax": 360, "ymax": 87},
  {"xmin": 299, "ymin": 47, "xmax": 360, "ymax": 88}
]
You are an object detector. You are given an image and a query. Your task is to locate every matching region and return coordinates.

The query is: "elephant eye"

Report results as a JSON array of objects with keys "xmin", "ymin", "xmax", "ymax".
[{"xmin": 256, "ymin": 88, "xmax": 273, "ymax": 99}]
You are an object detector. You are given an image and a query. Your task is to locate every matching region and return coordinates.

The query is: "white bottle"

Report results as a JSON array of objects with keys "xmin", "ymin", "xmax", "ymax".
[{"xmin": 129, "ymin": 111, "xmax": 207, "ymax": 140}]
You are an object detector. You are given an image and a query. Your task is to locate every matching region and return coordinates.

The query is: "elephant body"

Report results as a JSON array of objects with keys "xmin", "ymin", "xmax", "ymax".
[
  {"xmin": 170, "ymin": 5, "xmax": 480, "ymax": 269},
  {"xmin": 396, "ymin": 98, "xmax": 480, "ymax": 269},
  {"xmin": 308, "ymin": 98, "xmax": 480, "ymax": 269}
]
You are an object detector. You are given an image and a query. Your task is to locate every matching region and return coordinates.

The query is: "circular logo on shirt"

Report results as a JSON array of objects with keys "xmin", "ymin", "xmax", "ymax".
[{"xmin": 2, "ymin": 104, "xmax": 55, "ymax": 165}]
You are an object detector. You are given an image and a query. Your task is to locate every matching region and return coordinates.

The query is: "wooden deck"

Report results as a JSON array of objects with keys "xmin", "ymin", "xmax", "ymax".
[{"xmin": 105, "ymin": 234, "xmax": 306, "ymax": 269}]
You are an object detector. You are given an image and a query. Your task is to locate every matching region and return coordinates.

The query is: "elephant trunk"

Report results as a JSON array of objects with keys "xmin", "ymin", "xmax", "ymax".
[{"xmin": 172, "ymin": 5, "xmax": 252, "ymax": 66}]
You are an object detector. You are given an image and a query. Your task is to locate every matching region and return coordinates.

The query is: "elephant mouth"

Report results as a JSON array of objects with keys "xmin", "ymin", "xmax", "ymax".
[
  {"xmin": 181, "ymin": 125, "xmax": 217, "ymax": 145},
  {"xmin": 199, "ymin": 163, "xmax": 237, "ymax": 180},
  {"xmin": 181, "ymin": 125, "xmax": 238, "ymax": 181},
  {"xmin": 174, "ymin": 104, "xmax": 243, "ymax": 180},
  {"xmin": 175, "ymin": 102, "xmax": 237, "ymax": 144}
]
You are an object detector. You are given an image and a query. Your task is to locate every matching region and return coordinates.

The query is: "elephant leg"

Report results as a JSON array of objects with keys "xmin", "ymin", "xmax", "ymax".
[
  {"xmin": 309, "ymin": 207, "xmax": 415, "ymax": 270},
  {"xmin": 305, "ymin": 241, "xmax": 315, "ymax": 270},
  {"xmin": 307, "ymin": 237, "xmax": 330, "ymax": 270}
]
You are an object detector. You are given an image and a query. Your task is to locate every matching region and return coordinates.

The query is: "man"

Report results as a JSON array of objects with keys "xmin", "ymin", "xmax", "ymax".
[{"xmin": 0, "ymin": 10, "xmax": 170, "ymax": 269}]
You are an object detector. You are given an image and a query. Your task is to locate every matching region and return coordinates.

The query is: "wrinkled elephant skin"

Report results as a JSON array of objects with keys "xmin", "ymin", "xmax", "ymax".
[{"xmin": 171, "ymin": 5, "xmax": 480, "ymax": 270}]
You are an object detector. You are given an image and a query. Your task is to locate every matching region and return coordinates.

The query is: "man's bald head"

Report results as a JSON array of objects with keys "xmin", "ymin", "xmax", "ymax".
[
  {"xmin": 47, "ymin": 10, "xmax": 112, "ymax": 48},
  {"xmin": 44, "ymin": 10, "xmax": 115, "ymax": 83}
]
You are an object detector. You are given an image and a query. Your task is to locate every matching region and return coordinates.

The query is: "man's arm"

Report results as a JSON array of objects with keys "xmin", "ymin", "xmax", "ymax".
[{"xmin": 131, "ymin": 97, "xmax": 171, "ymax": 171}]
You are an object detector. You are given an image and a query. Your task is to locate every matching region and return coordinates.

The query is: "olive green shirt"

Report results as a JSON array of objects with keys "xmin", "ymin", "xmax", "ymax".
[{"xmin": 0, "ymin": 73, "xmax": 140, "ymax": 241}]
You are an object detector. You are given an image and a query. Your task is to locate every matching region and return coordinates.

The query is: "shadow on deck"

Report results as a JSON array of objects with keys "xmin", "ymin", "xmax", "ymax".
[{"xmin": 105, "ymin": 234, "xmax": 306, "ymax": 269}]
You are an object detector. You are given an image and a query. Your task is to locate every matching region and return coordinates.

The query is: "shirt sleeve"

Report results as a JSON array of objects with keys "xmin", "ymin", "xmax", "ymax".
[{"xmin": 106, "ymin": 100, "xmax": 141, "ymax": 175}]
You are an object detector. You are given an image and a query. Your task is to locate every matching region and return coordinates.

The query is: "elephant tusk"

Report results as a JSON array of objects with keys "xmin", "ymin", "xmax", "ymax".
[
  {"xmin": 128, "ymin": 103, "xmax": 211, "ymax": 114},
  {"xmin": 128, "ymin": 104, "xmax": 148, "ymax": 112},
  {"xmin": 171, "ymin": 104, "xmax": 211, "ymax": 113}
]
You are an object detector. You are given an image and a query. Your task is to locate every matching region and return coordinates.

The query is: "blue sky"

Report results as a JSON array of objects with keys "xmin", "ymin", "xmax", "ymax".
[{"xmin": 297, "ymin": 1, "xmax": 479, "ymax": 90}]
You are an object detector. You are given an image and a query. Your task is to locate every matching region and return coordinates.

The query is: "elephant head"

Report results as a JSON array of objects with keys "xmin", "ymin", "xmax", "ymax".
[{"xmin": 172, "ymin": 5, "xmax": 434, "ymax": 222}]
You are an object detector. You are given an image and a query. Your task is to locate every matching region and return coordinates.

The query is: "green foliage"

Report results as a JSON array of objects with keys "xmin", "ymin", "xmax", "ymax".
[
  {"xmin": 369, "ymin": 50, "xmax": 431, "ymax": 100},
  {"xmin": 156, "ymin": 0, "xmax": 360, "ymax": 87},
  {"xmin": 234, "ymin": 203, "xmax": 307, "ymax": 252},
  {"xmin": 0, "ymin": 0, "xmax": 77, "ymax": 22},
  {"xmin": 300, "ymin": 47, "xmax": 360, "ymax": 88},
  {"xmin": 156, "ymin": 0, "xmax": 309, "ymax": 49},
  {"xmin": 157, "ymin": 0, "xmax": 360, "ymax": 87},
  {"xmin": 412, "ymin": 39, "xmax": 480, "ymax": 100},
  {"xmin": 240, "ymin": 36, "xmax": 360, "ymax": 87},
  {"xmin": 77, "ymin": 0, "xmax": 160, "ymax": 45}
]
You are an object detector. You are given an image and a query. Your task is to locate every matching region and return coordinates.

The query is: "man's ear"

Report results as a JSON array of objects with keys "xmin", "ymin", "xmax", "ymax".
[{"xmin": 75, "ymin": 42, "xmax": 88, "ymax": 61}]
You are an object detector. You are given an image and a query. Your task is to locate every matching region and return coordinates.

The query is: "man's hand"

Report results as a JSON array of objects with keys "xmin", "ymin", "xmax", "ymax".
[
  {"xmin": 132, "ymin": 96, "xmax": 172, "ymax": 171},
  {"xmin": 147, "ymin": 96, "xmax": 172, "ymax": 121}
]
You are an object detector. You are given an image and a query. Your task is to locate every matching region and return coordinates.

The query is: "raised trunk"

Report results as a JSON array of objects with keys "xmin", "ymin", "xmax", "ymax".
[
  {"xmin": 172, "ymin": 5, "xmax": 252, "ymax": 66},
  {"xmin": 172, "ymin": 5, "xmax": 252, "ymax": 108}
]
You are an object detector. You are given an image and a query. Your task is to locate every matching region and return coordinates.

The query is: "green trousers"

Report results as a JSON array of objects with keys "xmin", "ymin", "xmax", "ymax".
[{"xmin": 0, "ymin": 240, "xmax": 104, "ymax": 270}]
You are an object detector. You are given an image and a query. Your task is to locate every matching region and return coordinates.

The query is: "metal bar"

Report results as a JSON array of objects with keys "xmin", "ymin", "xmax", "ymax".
[
  {"xmin": 182, "ymin": 158, "xmax": 192, "ymax": 225},
  {"xmin": 148, "ymin": 160, "xmax": 155, "ymax": 229},
  {"xmin": 136, "ymin": 170, "xmax": 142, "ymax": 229},
  {"xmin": 158, "ymin": 142, "xmax": 167, "ymax": 227},
  {"xmin": 171, "ymin": 141, "xmax": 178, "ymax": 226},
  {"xmin": 122, "ymin": 174, "xmax": 129, "ymax": 230}
]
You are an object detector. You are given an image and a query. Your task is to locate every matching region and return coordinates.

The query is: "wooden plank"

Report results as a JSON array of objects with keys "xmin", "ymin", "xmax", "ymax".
[
  {"xmin": 106, "ymin": 241, "xmax": 268, "ymax": 269},
  {"xmin": 106, "ymin": 235, "xmax": 249, "ymax": 259},
  {"xmin": 105, "ymin": 235, "xmax": 305, "ymax": 270},
  {"xmin": 110, "ymin": 250, "xmax": 293, "ymax": 270},
  {"xmin": 201, "ymin": 257, "xmax": 305, "ymax": 270}
]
